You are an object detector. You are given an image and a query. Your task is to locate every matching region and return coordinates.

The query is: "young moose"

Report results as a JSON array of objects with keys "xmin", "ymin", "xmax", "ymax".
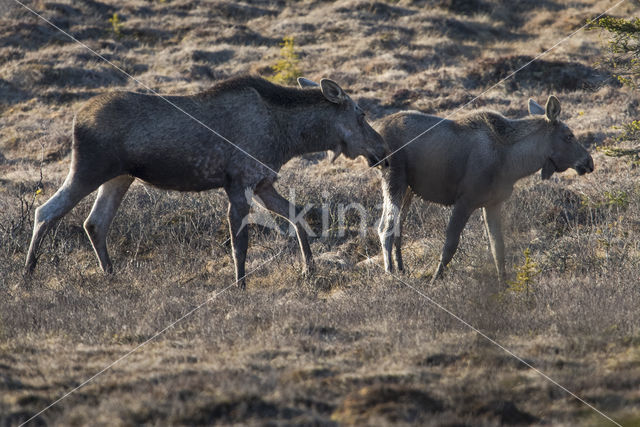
[
  {"xmin": 376, "ymin": 96, "xmax": 594, "ymax": 285},
  {"xmin": 25, "ymin": 75, "xmax": 387, "ymax": 288}
]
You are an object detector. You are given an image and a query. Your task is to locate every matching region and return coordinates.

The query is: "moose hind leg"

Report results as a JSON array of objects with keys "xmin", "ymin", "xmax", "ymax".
[
  {"xmin": 255, "ymin": 183, "xmax": 314, "ymax": 274},
  {"xmin": 225, "ymin": 188, "xmax": 250, "ymax": 289},
  {"xmin": 84, "ymin": 175, "xmax": 134, "ymax": 273},
  {"xmin": 431, "ymin": 203, "xmax": 473, "ymax": 284},
  {"xmin": 25, "ymin": 173, "xmax": 99, "ymax": 272}
]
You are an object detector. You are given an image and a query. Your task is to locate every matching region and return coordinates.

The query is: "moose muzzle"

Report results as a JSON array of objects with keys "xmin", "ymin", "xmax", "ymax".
[{"xmin": 575, "ymin": 155, "xmax": 594, "ymax": 175}]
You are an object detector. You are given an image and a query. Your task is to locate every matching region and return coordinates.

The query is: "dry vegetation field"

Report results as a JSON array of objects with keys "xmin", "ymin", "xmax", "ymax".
[{"xmin": 2, "ymin": 0, "xmax": 640, "ymax": 425}]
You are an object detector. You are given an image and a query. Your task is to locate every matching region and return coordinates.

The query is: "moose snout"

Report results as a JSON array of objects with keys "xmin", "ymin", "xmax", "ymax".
[
  {"xmin": 367, "ymin": 149, "xmax": 390, "ymax": 168},
  {"xmin": 372, "ymin": 141, "xmax": 391, "ymax": 168},
  {"xmin": 575, "ymin": 155, "xmax": 594, "ymax": 175},
  {"xmin": 366, "ymin": 152, "xmax": 382, "ymax": 167}
]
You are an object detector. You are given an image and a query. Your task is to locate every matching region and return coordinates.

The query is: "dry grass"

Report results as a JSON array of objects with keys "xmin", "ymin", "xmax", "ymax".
[{"xmin": 2, "ymin": 0, "xmax": 640, "ymax": 425}]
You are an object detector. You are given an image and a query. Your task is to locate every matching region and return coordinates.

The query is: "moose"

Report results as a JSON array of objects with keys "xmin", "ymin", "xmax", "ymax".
[
  {"xmin": 25, "ymin": 75, "xmax": 387, "ymax": 288},
  {"xmin": 376, "ymin": 96, "xmax": 594, "ymax": 285}
]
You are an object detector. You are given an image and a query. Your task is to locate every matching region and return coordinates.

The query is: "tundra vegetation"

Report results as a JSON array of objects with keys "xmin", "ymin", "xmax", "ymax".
[{"xmin": 1, "ymin": 0, "xmax": 640, "ymax": 425}]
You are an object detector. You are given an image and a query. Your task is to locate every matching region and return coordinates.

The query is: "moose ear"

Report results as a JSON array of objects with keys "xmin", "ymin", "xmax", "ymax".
[
  {"xmin": 545, "ymin": 95, "xmax": 561, "ymax": 122},
  {"xmin": 320, "ymin": 79, "xmax": 347, "ymax": 104},
  {"xmin": 528, "ymin": 99, "xmax": 545, "ymax": 115},
  {"xmin": 297, "ymin": 77, "xmax": 319, "ymax": 88}
]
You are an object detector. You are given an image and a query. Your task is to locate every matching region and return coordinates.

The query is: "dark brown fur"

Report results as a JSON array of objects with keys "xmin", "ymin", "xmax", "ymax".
[
  {"xmin": 25, "ymin": 75, "xmax": 387, "ymax": 289},
  {"xmin": 200, "ymin": 75, "xmax": 327, "ymax": 106}
]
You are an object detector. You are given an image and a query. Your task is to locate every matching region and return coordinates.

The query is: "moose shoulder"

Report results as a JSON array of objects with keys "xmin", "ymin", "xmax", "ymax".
[
  {"xmin": 25, "ymin": 75, "xmax": 387, "ymax": 288},
  {"xmin": 376, "ymin": 95, "xmax": 594, "ymax": 285}
]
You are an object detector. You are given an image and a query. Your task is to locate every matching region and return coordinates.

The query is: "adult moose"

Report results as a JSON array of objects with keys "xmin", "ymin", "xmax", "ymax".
[
  {"xmin": 25, "ymin": 75, "xmax": 387, "ymax": 288},
  {"xmin": 376, "ymin": 96, "xmax": 594, "ymax": 285}
]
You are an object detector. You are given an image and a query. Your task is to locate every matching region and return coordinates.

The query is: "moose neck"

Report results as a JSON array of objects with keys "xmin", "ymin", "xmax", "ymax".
[
  {"xmin": 278, "ymin": 105, "xmax": 342, "ymax": 162},
  {"xmin": 503, "ymin": 119, "xmax": 550, "ymax": 183}
]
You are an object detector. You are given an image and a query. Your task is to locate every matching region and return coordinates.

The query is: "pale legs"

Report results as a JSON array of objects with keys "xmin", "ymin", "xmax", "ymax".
[{"xmin": 83, "ymin": 175, "xmax": 134, "ymax": 273}]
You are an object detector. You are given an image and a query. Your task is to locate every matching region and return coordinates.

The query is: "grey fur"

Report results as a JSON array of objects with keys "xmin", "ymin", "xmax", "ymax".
[
  {"xmin": 25, "ymin": 75, "xmax": 387, "ymax": 288},
  {"xmin": 376, "ymin": 95, "xmax": 594, "ymax": 286}
]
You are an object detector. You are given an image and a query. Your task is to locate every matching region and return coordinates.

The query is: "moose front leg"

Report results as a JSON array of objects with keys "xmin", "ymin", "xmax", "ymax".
[
  {"xmin": 482, "ymin": 203, "xmax": 506, "ymax": 287},
  {"xmin": 431, "ymin": 203, "xmax": 473, "ymax": 285},
  {"xmin": 255, "ymin": 183, "xmax": 314, "ymax": 275},
  {"xmin": 378, "ymin": 200, "xmax": 397, "ymax": 272},
  {"xmin": 378, "ymin": 176, "xmax": 408, "ymax": 272},
  {"xmin": 225, "ymin": 190, "xmax": 251, "ymax": 289},
  {"xmin": 394, "ymin": 189, "xmax": 413, "ymax": 272}
]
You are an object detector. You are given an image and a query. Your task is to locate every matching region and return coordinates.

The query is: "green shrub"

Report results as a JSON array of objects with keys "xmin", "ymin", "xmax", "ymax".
[
  {"xmin": 592, "ymin": 16, "xmax": 640, "ymax": 144},
  {"xmin": 508, "ymin": 248, "xmax": 540, "ymax": 296},
  {"xmin": 592, "ymin": 16, "xmax": 640, "ymax": 88},
  {"xmin": 618, "ymin": 119, "xmax": 640, "ymax": 142},
  {"xmin": 270, "ymin": 36, "xmax": 302, "ymax": 85},
  {"xmin": 581, "ymin": 189, "xmax": 629, "ymax": 211},
  {"xmin": 109, "ymin": 13, "xmax": 124, "ymax": 38}
]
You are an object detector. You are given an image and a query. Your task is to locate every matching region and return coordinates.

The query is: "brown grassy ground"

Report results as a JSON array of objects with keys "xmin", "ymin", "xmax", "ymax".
[{"xmin": 2, "ymin": 0, "xmax": 640, "ymax": 425}]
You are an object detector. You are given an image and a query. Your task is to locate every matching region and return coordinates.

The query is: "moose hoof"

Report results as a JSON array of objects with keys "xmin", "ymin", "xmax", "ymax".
[
  {"xmin": 302, "ymin": 263, "xmax": 316, "ymax": 278},
  {"xmin": 24, "ymin": 257, "xmax": 37, "ymax": 274},
  {"xmin": 495, "ymin": 277, "xmax": 508, "ymax": 292},
  {"xmin": 101, "ymin": 264, "xmax": 114, "ymax": 275},
  {"xmin": 427, "ymin": 265, "xmax": 445, "ymax": 286}
]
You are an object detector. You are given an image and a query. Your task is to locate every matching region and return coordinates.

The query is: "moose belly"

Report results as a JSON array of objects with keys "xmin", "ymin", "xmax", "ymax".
[
  {"xmin": 407, "ymin": 163, "xmax": 459, "ymax": 206},
  {"xmin": 410, "ymin": 181, "xmax": 457, "ymax": 206},
  {"xmin": 128, "ymin": 154, "xmax": 227, "ymax": 191}
]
